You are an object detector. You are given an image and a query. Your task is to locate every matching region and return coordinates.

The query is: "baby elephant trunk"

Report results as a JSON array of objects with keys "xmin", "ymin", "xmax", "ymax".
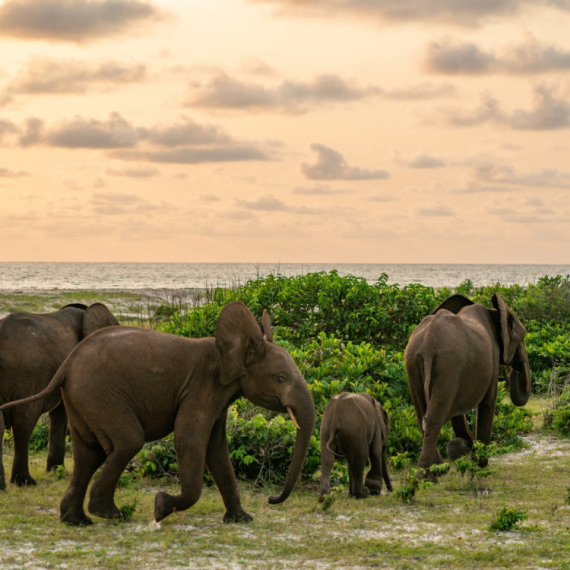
[{"xmin": 509, "ymin": 342, "xmax": 531, "ymax": 407}]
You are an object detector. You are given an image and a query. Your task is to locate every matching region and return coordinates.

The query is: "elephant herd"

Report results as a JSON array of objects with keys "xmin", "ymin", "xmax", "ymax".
[{"xmin": 0, "ymin": 293, "xmax": 531, "ymax": 526}]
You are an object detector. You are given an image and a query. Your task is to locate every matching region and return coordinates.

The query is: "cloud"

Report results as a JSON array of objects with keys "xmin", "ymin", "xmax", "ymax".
[
  {"xmin": 0, "ymin": 119, "xmax": 19, "ymax": 142},
  {"xmin": 0, "ymin": 0, "xmax": 164, "ymax": 43},
  {"xmin": 301, "ymin": 144, "xmax": 390, "ymax": 181},
  {"xmin": 234, "ymin": 193, "xmax": 349, "ymax": 216},
  {"xmin": 292, "ymin": 183, "xmax": 351, "ymax": 195},
  {"xmin": 416, "ymin": 203, "xmax": 456, "ymax": 217},
  {"xmin": 187, "ymin": 73, "xmax": 455, "ymax": 113},
  {"xmin": 475, "ymin": 163, "xmax": 570, "ymax": 188},
  {"xmin": 106, "ymin": 166, "xmax": 161, "ymax": 178},
  {"xmin": 111, "ymin": 147, "xmax": 269, "ymax": 164},
  {"xmin": 441, "ymin": 84, "xmax": 570, "ymax": 130},
  {"xmin": 424, "ymin": 36, "xmax": 570, "ymax": 75},
  {"xmin": 1, "ymin": 56, "xmax": 146, "ymax": 105},
  {"xmin": 91, "ymin": 191, "xmax": 174, "ymax": 216},
  {"xmin": 367, "ymin": 192, "xmax": 397, "ymax": 202},
  {"xmin": 392, "ymin": 149, "xmax": 446, "ymax": 168},
  {"xmin": 199, "ymin": 193, "xmax": 220, "ymax": 202},
  {"xmin": 452, "ymin": 181, "xmax": 517, "ymax": 194},
  {"xmin": 0, "ymin": 167, "xmax": 30, "ymax": 177},
  {"xmin": 245, "ymin": 0, "xmax": 570, "ymax": 27},
  {"xmin": 10, "ymin": 113, "xmax": 242, "ymax": 149}
]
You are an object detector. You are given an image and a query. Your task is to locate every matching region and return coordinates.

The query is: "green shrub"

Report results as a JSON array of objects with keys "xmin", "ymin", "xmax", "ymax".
[
  {"xmin": 138, "ymin": 438, "xmax": 178, "ymax": 479},
  {"xmin": 29, "ymin": 421, "xmax": 49, "ymax": 452},
  {"xmin": 489, "ymin": 507, "xmax": 527, "ymax": 531}
]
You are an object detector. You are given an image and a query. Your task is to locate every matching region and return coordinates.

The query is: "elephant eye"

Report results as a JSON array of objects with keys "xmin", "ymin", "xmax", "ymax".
[{"xmin": 277, "ymin": 375, "xmax": 286, "ymax": 383}]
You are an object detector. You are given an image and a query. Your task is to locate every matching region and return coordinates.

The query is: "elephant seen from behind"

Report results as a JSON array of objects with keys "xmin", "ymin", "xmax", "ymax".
[
  {"xmin": 1, "ymin": 302, "xmax": 316, "ymax": 526},
  {"xmin": 0, "ymin": 303, "xmax": 119, "ymax": 490},
  {"xmin": 319, "ymin": 392, "xmax": 392, "ymax": 501},
  {"xmin": 404, "ymin": 294, "xmax": 531, "ymax": 475}
]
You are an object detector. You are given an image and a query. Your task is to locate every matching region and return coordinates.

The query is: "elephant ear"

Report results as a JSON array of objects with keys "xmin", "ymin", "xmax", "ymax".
[
  {"xmin": 82, "ymin": 303, "xmax": 119, "ymax": 338},
  {"xmin": 433, "ymin": 294, "xmax": 474, "ymax": 315},
  {"xmin": 373, "ymin": 399, "xmax": 390, "ymax": 441},
  {"xmin": 261, "ymin": 309, "xmax": 273, "ymax": 343},
  {"xmin": 492, "ymin": 294, "xmax": 526, "ymax": 365},
  {"xmin": 215, "ymin": 302, "xmax": 266, "ymax": 385}
]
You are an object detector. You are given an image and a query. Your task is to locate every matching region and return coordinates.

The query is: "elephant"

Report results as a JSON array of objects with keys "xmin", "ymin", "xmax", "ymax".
[
  {"xmin": 404, "ymin": 294, "xmax": 531, "ymax": 475},
  {"xmin": 318, "ymin": 392, "xmax": 392, "ymax": 501},
  {"xmin": 0, "ymin": 302, "xmax": 316, "ymax": 526},
  {"xmin": 0, "ymin": 303, "xmax": 119, "ymax": 490}
]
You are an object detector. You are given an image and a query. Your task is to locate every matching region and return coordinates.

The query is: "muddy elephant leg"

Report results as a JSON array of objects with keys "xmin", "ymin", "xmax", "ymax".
[
  {"xmin": 475, "ymin": 381, "xmax": 498, "ymax": 467},
  {"xmin": 205, "ymin": 415, "xmax": 252, "ymax": 523},
  {"xmin": 60, "ymin": 428, "xmax": 106, "ymax": 526},
  {"xmin": 345, "ymin": 437, "xmax": 369, "ymax": 499},
  {"xmin": 10, "ymin": 410, "xmax": 39, "ymax": 486},
  {"xmin": 87, "ymin": 429, "xmax": 144, "ymax": 520},
  {"xmin": 318, "ymin": 437, "xmax": 336, "ymax": 502},
  {"xmin": 155, "ymin": 416, "xmax": 208, "ymax": 522},
  {"xmin": 0, "ymin": 412, "xmax": 5, "ymax": 491},
  {"xmin": 47, "ymin": 401, "xmax": 67, "ymax": 472}
]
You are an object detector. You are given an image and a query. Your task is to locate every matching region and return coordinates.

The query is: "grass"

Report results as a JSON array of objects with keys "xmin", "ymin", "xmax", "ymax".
[{"xmin": 1, "ymin": 418, "xmax": 570, "ymax": 569}]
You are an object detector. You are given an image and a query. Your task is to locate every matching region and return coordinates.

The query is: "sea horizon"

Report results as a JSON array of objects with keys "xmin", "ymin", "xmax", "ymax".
[{"xmin": 1, "ymin": 261, "xmax": 569, "ymax": 291}]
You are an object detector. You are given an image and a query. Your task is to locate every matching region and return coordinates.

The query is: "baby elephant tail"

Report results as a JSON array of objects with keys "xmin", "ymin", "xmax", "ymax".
[{"xmin": 0, "ymin": 366, "xmax": 67, "ymax": 412}]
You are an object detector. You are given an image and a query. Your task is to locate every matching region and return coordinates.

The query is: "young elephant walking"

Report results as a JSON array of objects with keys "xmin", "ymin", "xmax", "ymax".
[
  {"xmin": 1, "ymin": 302, "xmax": 315, "ymax": 526},
  {"xmin": 319, "ymin": 392, "xmax": 392, "ymax": 501}
]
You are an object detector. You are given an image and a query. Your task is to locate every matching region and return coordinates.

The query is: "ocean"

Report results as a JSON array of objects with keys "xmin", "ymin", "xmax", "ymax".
[{"xmin": 0, "ymin": 262, "xmax": 569, "ymax": 291}]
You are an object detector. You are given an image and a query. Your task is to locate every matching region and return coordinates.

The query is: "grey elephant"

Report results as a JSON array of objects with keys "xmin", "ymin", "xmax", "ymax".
[
  {"xmin": 0, "ymin": 303, "xmax": 119, "ymax": 490},
  {"xmin": 319, "ymin": 392, "xmax": 392, "ymax": 501},
  {"xmin": 1, "ymin": 302, "xmax": 316, "ymax": 526},
  {"xmin": 404, "ymin": 294, "xmax": 531, "ymax": 474}
]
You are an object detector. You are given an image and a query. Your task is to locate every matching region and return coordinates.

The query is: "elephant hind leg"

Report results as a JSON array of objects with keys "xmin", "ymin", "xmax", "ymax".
[
  {"xmin": 344, "ymin": 435, "xmax": 369, "ymax": 499},
  {"xmin": 447, "ymin": 415, "xmax": 474, "ymax": 461},
  {"xmin": 364, "ymin": 431, "xmax": 384, "ymax": 496},
  {"xmin": 0, "ymin": 411, "xmax": 5, "ymax": 491},
  {"xmin": 87, "ymin": 429, "xmax": 144, "ymax": 520},
  {"xmin": 47, "ymin": 401, "xmax": 67, "ymax": 472},
  {"xmin": 60, "ymin": 427, "xmax": 106, "ymax": 526},
  {"xmin": 318, "ymin": 436, "xmax": 337, "ymax": 502},
  {"xmin": 10, "ymin": 409, "xmax": 40, "ymax": 486}
]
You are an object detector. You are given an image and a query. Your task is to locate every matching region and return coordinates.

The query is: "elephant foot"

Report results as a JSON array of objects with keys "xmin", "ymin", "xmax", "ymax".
[
  {"xmin": 352, "ymin": 486, "xmax": 370, "ymax": 499},
  {"xmin": 46, "ymin": 458, "xmax": 64, "ymax": 472},
  {"xmin": 61, "ymin": 509, "xmax": 93, "ymax": 527},
  {"xmin": 88, "ymin": 497, "xmax": 121, "ymax": 520},
  {"xmin": 223, "ymin": 509, "xmax": 253, "ymax": 523},
  {"xmin": 11, "ymin": 473, "xmax": 36, "ymax": 487},
  {"xmin": 365, "ymin": 478, "xmax": 382, "ymax": 496},
  {"xmin": 154, "ymin": 491, "xmax": 176, "ymax": 522},
  {"xmin": 447, "ymin": 438, "xmax": 472, "ymax": 462}
]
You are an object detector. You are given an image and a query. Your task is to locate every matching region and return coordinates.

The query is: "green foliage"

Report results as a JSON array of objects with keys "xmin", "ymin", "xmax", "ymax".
[
  {"xmin": 138, "ymin": 438, "xmax": 178, "ymax": 479},
  {"xmin": 489, "ymin": 507, "xmax": 528, "ymax": 531},
  {"xmin": 546, "ymin": 386, "xmax": 570, "ymax": 436},
  {"xmin": 119, "ymin": 501, "xmax": 137, "ymax": 522},
  {"xmin": 394, "ymin": 466, "xmax": 438, "ymax": 503},
  {"xmin": 320, "ymin": 485, "xmax": 344, "ymax": 511},
  {"xmin": 143, "ymin": 271, "xmax": 570, "ymax": 485},
  {"xmin": 55, "ymin": 465, "xmax": 66, "ymax": 481},
  {"xmin": 29, "ymin": 421, "xmax": 49, "ymax": 452}
]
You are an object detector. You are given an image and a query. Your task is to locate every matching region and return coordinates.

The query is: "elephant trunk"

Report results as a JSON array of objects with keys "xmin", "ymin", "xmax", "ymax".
[
  {"xmin": 268, "ymin": 390, "xmax": 316, "ymax": 505},
  {"xmin": 509, "ymin": 342, "xmax": 531, "ymax": 407}
]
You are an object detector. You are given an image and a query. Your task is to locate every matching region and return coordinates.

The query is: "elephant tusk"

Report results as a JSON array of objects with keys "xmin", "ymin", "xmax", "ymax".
[{"xmin": 286, "ymin": 406, "xmax": 300, "ymax": 430}]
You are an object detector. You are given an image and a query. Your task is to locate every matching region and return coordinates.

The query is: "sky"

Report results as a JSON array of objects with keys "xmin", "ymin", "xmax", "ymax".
[{"xmin": 1, "ymin": 0, "xmax": 570, "ymax": 263}]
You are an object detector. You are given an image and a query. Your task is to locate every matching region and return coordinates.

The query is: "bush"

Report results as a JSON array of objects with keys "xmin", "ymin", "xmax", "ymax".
[{"xmin": 489, "ymin": 507, "xmax": 527, "ymax": 531}]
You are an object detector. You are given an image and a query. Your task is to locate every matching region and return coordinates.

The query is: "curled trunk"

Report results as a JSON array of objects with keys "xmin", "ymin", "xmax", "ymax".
[
  {"xmin": 268, "ymin": 397, "xmax": 316, "ymax": 505},
  {"xmin": 509, "ymin": 343, "xmax": 531, "ymax": 407}
]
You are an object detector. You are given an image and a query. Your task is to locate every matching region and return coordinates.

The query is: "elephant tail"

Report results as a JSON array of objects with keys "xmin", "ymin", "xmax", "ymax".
[
  {"xmin": 420, "ymin": 353, "xmax": 434, "ymax": 432},
  {"xmin": 325, "ymin": 425, "xmax": 343, "ymax": 458},
  {"xmin": 0, "ymin": 366, "xmax": 67, "ymax": 412}
]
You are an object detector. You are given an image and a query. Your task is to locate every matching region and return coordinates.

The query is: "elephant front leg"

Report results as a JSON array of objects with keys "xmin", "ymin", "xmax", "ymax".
[
  {"xmin": 447, "ymin": 415, "xmax": 474, "ymax": 462},
  {"xmin": 47, "ymin": 401, "xmax": 67, "ymax": 472},
  {"xmin": 155, "ymin": 415, "xmax": 208, "ymax": 523},
  {"xmin": 365, "ymin": 432, "xmax": 384, "ymax": 496},
  {"xmin": 345, "ymin": 439, "xmax": 369, "ymax": 499},
  {"xmin": 475, "ymin": 382, "xmax": 498, "ymax": 468},
  {"xmin": 205, "ymin": 415, "xmax": 252, "ymax": 523}
]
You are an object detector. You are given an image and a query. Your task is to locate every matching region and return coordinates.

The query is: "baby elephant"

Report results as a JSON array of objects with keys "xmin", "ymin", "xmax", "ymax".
[{"xmin": 319, "ymin": 392, "xmax": 392, "ymax": 501}]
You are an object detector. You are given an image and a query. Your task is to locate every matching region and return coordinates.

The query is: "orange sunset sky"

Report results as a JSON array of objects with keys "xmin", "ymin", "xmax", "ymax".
[{"xmin": 1, "ymin": 0, "xmax": 570, "ymax": 263}]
